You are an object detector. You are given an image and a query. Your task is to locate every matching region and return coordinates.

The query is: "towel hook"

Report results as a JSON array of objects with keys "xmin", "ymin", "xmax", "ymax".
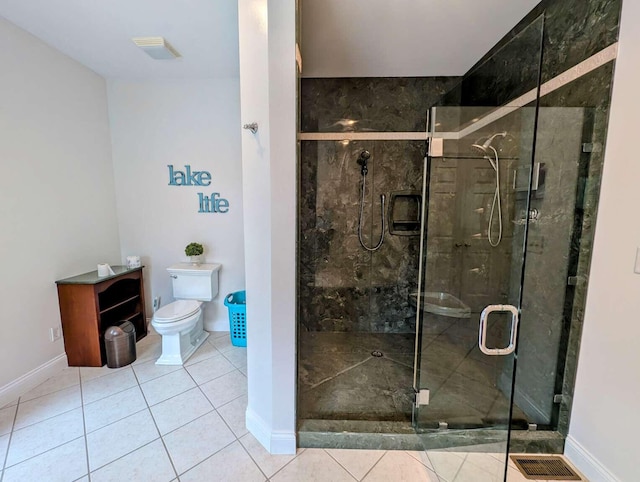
[{"xmin": 243, "ymin": 122, "xmax": 258, "ymax": 134}]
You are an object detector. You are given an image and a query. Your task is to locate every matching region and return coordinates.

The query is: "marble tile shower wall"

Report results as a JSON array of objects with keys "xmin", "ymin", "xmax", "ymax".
[
  {"xmin": 454, "ymin": 0, "xmax": 622, "ymax": 107},
  {"xmin": 299, "ymin": 78, "xmax": 459, "ymax": 333},
  {"xmin": 453, "ymin": 0, "xmax": 622, "ymax": 435},
  {"xmin": 301, "ymin": 78, "xmax": 460, "ymax": 133}
]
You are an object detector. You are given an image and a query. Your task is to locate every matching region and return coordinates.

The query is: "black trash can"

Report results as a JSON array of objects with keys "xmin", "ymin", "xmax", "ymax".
[{"xmin": 104, "ymin": 321, "xmax": 137, "ymax": 368}]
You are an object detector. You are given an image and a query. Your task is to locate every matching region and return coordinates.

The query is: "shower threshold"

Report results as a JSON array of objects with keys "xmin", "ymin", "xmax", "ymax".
[{"xmin": 297, "ymin": 419, "xmax": 566, "ymax": 453}]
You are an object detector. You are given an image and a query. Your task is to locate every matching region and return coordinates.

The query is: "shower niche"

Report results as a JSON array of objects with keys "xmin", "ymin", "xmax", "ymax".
[{"xmin": 388, "ymin": 190, "xmax": 422, "ymax": 236}]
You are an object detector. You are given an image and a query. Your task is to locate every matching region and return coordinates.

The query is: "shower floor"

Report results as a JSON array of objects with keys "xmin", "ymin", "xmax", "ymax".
[
  {"xmin": 298, "ymin": 332, "xmax": 416, "ymax": 422},
  {"xmin": 298, "ymin": 319, "xmax": 529, "ymax": 428}
]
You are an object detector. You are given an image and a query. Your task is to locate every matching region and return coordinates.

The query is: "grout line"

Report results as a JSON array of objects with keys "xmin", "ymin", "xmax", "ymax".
[
  {"xmin": 405, "ymin": 450, "xmax": 435, "ymax": 472},
  {"xmin": 130, "ymin": 364, "xmax": 179, "ymax": 480},
  {"xmin": 161, "ymin": 360, "xmax": 248, "ymax": 476},
  {"xmin": 183, "ymin": 348, "xmax": 225, "ymax": 368},
  {"xmin": 216, "ymin": 392, "xmax": 247, "ymax": 411},
  {"xmin": 82, "ymin": 382, "xmax": 140, "ymax": 408},
  {"xmin": 134, "ymin": 366, "xmax": 184, "ymax": 386},
  {"xmin": 10, "ymin": 395, "xmax": 84, "ymax": 433},
  {"xmin": 382, "ymin": 353, "xmax": 416, "ymax": 370},
  {"xmin": 2, "ymin": 435, "xmax": 86, "ymax": 474},
  {"xmin": 321, "ymin": 448, "xmax": 359, "ymax": 481},
  {"xmin": 265, "ymin": 446, "xmax": 309, "ymax": 481},
  {"xmin": 174, "ymin": 438, "xmax": 237, "ymax": 478},
  {"xmin": 78, "ymin": 366, "xmax": 91, "ymax": 482},
  {"xmin": 84, "ymin": 406, "xmax": 149, "ymax": 436},
  {"xmin": 79, "ymin": 365, "xmax": 131, "ymax": 385},
  {"xmin": 0, "ymin": 401, "xmax": 19, "ymax": 482},
  {"xmin": 184, "ymin": 366, "xmax": 238, "ymax": 389},
  {"xmin": 14, "ymin": 371, "xmax": 81, "ymax": 405},
  {"xmin": 325, "ymin": 447, "xmax": 385, "ymax": 481},
  {"xmin": 88, "ymin": 436, "xmax": 164, "ymax": 475},
  {"xmin": 359, "ymin": 450, "xmax": 388, "ymax": 481},
  {"xmin": 306, "ymin": 356, "xmax": 373, "ymax": 391},
  {"xmin": 236, "ymin": 438, "xmax": 270, "ymax": 480}
]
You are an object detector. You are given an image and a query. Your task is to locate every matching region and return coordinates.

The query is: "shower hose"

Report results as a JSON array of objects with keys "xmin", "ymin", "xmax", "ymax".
[{"xmin": 358, "ymin": 172, "xmax": 386, "ymax": 251}]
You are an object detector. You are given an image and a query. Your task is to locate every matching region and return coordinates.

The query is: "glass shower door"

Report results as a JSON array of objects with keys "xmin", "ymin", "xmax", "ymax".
[{"xmin": 412, "ymin": 103, "xmax": 538, "ymax": 479}]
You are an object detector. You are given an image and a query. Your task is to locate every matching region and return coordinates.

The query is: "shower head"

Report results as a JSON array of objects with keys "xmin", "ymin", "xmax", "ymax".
[
  {"xmin": 471, "ymin": 143, "xmax": 489, "ymax": 155},
  {"xmin": 357, "ymin": 150, "xmax": 371, "ymax": 165},
  {"xmin": 474, "ymin": 132, "xmax": 508, "ymax": 150},
  {"xmin": 357, "ymin": 150, "xmax": 370, "ymax": 175},
  {"xmin": 472, "ymin": 137, "xmax": 504, "ymax": 171}
]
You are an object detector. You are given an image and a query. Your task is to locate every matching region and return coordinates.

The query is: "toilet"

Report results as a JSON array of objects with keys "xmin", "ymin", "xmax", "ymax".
[{"xmin": 151, "ymin": 262, "xmax": 221, "ymax": 365}]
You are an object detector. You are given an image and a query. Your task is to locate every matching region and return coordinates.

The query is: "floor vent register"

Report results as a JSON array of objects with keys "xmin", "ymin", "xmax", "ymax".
[{"xmin": 510, "ymin": 455, "xmax": 582, "ymax": 480}]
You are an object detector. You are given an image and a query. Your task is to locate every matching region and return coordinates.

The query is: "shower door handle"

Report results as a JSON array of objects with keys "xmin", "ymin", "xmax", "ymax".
[{"xmin": 478, "ymin": 304, "xmax": 519, "ymax": 356}]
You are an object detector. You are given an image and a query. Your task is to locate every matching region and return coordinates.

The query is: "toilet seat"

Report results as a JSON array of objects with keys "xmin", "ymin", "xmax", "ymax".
[{"xmin": 153, "ymin": 300, "xmax": 201, "ymax": 324}]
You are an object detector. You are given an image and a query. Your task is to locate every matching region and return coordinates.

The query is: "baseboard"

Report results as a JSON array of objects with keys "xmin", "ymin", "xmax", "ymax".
[
  {"xmin": 0, "ymin": 353, "xmax": 68, "ymax": 408},
  {"xmin": 565, "ymin": 435, "xmax": 620, "ymax": 482},
  {"xmin": 246, "ymin": 407, "xmax": 297, "ymax": 455},
  {"xmin": 270, "ymin": 430, "xmax": 297, "ymax": 454}
]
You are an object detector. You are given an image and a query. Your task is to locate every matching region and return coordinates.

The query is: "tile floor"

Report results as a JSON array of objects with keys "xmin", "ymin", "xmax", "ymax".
[{"xmin": 0, "ymin": 330, "xmax": 583, "ymax": 481}]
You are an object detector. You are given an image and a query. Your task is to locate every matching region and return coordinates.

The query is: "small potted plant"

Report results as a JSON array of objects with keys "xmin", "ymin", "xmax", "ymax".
[{"xmin": 185, "ymin": 242, "xmax": 204, "ymax": 265}]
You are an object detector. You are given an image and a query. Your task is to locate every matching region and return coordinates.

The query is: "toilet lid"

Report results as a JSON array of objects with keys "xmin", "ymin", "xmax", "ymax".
[{"xmin": 154, "ymin": 300, "xmax": 201, "ymax": 323}]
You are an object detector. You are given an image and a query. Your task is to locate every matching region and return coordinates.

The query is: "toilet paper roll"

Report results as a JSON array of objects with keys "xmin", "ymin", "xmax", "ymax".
[
  {"xmin": 126, "ymin": 256, "xmax": 141, "ymax": 269},
  {"xmin": 97, "ymin": 263, "xmax": 115, "ymax": 277}
]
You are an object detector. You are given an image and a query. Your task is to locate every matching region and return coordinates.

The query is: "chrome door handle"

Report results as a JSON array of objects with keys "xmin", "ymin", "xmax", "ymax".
[{"xmin": 478, "ymin": 304, "xmax": 519, "ymax": 356}]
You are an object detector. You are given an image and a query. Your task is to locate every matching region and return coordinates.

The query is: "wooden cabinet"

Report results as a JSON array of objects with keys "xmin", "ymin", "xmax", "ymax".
[{"xmin": 56, "ymin": 266, "xmax": 148, "ymax": 367}]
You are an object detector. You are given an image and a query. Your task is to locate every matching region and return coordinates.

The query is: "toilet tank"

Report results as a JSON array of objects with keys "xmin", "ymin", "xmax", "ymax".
[{"xmin": 167, "ymin": 263, "xmax": 221, "ymax": 301}]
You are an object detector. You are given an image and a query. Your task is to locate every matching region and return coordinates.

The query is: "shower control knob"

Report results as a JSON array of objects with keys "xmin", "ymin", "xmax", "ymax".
[{"xmin": 528, "ymin": 208, "xmax": 540, "ymax": 220}]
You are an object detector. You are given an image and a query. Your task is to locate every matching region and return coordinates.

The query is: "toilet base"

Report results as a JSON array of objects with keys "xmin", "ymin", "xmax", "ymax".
[{"xmin": 155, "ymin": 319, "xmax": 210, "ymax": 366}]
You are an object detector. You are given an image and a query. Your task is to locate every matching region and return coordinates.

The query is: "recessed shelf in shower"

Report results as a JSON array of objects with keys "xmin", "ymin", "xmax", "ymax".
[{"xmin": 389, "ymin": 191, "xmax": 422, "ymax": 236}]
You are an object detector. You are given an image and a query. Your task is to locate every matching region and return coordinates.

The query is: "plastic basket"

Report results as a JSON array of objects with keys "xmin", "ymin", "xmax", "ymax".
[{"xmin": 224, "ymin": 290, "xmax": 247, "ymax": 347}]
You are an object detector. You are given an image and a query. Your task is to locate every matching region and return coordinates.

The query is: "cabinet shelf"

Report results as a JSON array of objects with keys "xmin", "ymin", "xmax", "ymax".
[
  {"xmin": 121, "ymin": 311, "xmax": 142, "ymax": 322},
  {"xmin": 99, "ymin": 295, "xmax": 140, "ymax": 315}
]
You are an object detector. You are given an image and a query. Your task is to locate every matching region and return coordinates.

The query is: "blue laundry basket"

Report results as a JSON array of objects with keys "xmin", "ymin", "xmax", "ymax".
[{"xmin": 224, "ymin": 291, "xmax": 247, "ymax": 347}]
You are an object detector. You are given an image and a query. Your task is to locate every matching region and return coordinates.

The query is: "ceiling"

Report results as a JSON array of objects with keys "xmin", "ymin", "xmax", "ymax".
[
  {"xmin": 0, "ymin": 0, "xmax": 240, "ymax": 79},
  {"xmin": 0, "ymin": 0, "xmax": 540, "ymax": 80}
]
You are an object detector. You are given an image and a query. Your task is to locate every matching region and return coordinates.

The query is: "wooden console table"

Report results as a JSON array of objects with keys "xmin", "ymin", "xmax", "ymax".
[{"xmin": 56, "ymin": 266, "xmax": 148, "ymax": 367}]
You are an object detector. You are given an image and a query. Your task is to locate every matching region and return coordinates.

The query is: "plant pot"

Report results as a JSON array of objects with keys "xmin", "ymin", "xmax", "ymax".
[{"xmin": 190, "ymin": 255, "xmax": 202, "ymax": 265}]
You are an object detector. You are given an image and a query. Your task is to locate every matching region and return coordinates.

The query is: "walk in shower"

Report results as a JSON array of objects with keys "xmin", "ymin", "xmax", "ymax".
[{"xmin": 297, "ymin": 0, "xmax": 622, "ymax": 478}]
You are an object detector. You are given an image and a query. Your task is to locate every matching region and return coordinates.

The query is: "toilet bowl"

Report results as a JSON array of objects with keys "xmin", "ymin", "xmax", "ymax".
[
  {"xmin": 151, "ymin": 262, "xmax": 220, "ymax": 365},
  {"xmin": 151, "ymin": 299, "xmax": 210, "ymax": 365}
]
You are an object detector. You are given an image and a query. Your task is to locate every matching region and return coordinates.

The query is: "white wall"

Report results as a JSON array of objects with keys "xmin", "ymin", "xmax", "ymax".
[
  {"xmin": 239, "ymin": 0, "xmax": 297, "ymax": 454},
  {"xmin": 0, "ymin": 18, "xmax": 121, "ymax": 401},
  {"xmin": 107, "ymin": 79, "xmax": 245, "ymax": 331},
  {"xmin": 565, "ymin": 2, "xmax": 640, "ymax": 481}
]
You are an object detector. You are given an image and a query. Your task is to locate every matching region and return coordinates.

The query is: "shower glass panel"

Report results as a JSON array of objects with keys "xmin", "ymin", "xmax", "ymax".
[{"xmin": 413, "ymin": 102, "xmax": 539, "ymax": 476}]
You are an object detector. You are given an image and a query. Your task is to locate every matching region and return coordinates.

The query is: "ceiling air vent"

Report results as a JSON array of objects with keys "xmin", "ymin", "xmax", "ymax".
[{"xmin": 132, "ymin": 37, "xmax": 181, "ymax": 60}]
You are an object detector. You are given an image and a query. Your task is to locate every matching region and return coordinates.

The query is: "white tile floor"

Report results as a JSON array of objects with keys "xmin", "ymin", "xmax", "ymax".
[{"xmin": 0, "ymin": 330, "xmax": 584, "ymax": 481}]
